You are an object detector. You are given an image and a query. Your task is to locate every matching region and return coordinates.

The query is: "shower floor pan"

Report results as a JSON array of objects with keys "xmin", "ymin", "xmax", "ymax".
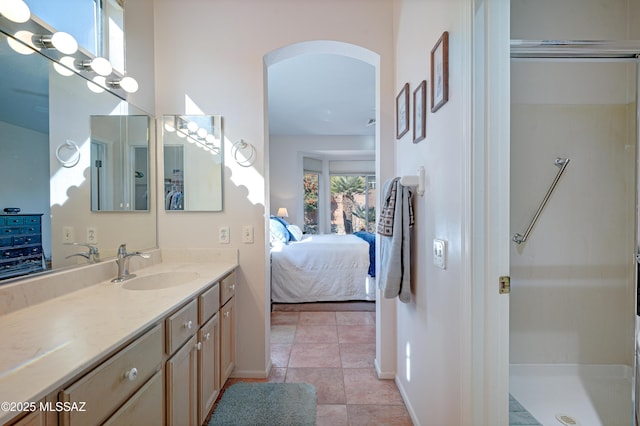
[{"xmin": 510, "ymin": 364, "xmax": 632, "ymax": 426}]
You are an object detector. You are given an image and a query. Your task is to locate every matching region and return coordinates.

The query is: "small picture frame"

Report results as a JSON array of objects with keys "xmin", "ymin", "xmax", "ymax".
[
  {"xmin": 430, "ymin": 31, "xmax": 449, "ymax": 113},
  {"xmin": 413, "ymin": 80, "xmax": 426, "ymax": 143},
  {"xmin": 396, "ymin": 83, "xmax": 410, "ymax": 139}
]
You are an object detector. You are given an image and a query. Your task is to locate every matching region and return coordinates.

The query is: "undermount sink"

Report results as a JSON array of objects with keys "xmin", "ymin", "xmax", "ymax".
[{"xmin": 121, "ymin": 271, "xmax": 200, "ymax": 291}]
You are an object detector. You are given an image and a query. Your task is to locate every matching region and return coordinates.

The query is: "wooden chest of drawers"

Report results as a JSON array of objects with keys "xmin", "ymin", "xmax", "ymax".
[{"xmin": 0, "ymin": 214, "xmax": 45, "ymax": 280}]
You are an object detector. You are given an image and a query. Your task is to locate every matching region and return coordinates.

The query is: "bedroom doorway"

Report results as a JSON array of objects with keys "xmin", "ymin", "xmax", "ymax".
[{"xmin": 264, "ymin": 40, "xmax": 390, "ymax": 371}]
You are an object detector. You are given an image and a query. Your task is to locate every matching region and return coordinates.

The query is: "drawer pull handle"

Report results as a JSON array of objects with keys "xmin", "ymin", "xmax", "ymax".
[
  {"xmin": 205, "ymin": 332, "xmax": 211, "ymax": 340},
  {"xmin": 229, "ymin": 284, "xmax": 235, "ymax": 291},
  {"xmin": 224, "ymin": 311, "xmax": 230, "ymax": 318},
  {"xmin": 184, "ymin": 320, "xmax": 193, "ymax": 329},
  {"xmin": 124, "ymin": 367, "xmax": 138, "ymax": 382},
  {"xmin": 196, "ymin": 342, "xmax": 202, "ymax": 351}
]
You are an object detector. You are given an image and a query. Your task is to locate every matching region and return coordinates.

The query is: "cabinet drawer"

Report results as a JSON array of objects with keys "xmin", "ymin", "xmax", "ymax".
[
  {"xmin": 166, "ymin": 299, "xmax": 198, "ymax": 354},
  {"xmin": 103, "ymin": 370, "xmax": 163, "ymax": 426},
  {"xmin": 5, "ymin": 217, "xmax": 23, "ymax": 225},
  {"xmin": 220, "ymin": 271, "xmax": 236, "ymax": 306},
  {"xmin": 199, "ymin": 282, "xmax": 220, "ymax": 325},
  {"xmin": 22, "ymin": 216, "xmax": 41, "ymax": 225},
  {"xmin": 59, "ymin": 324, "xmax": 162, "ymax": 426}
]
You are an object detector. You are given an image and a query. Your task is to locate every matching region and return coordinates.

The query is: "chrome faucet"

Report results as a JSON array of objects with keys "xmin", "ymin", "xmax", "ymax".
[
  {"xmin": 112, "ymin": 243, "xmax": 150, "ymax": 283},
  {"xmin": 65, "ymin": 242, "xmax": 100, "ymax": 263}
]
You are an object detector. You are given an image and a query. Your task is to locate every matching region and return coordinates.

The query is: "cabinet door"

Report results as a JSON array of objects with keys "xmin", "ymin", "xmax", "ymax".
[
  {"xmin": 8, "ymin": 395, "xmax": 56, "ymax": 426},
  {"xmin": 103, "ymin": 371, "xmax": 163, "ymax": 426},
  {"xmin": 166, "ymin": 335, "xmax": 198, "ymax": 426},
  {"xmin": 9, "ymin": 411, "xmax": 44, "ymax": 426},
  {"xmin": 198, "ymin": 313, "xmax": 220, "ymax": 425},
  {"xmin": 220, "ymin": 297, "xmax": 235, "ymax": 384}
]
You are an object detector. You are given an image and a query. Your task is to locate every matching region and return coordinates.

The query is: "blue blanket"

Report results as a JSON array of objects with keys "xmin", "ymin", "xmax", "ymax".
[{"xmin": 354, "ymin": 231, "xmax": 375, "ymax": 277}]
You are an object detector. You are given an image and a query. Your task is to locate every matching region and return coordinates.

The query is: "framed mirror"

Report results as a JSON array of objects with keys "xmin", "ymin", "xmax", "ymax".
[{"xmin": 162, "ymin": 115, "xmax": 223, "ymax": 212}]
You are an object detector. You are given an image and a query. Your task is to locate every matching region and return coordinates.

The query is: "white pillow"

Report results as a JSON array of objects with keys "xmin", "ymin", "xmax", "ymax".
[{"xmin": 287, "ymin": 224, "xmax": 303, "ymax": 241}]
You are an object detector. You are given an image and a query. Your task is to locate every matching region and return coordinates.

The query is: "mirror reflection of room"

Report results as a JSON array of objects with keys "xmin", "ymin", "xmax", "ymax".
[
  {"xmin": 0, "ymin": 7, "xmax": 155, "ymax": 281},
  {"xmin": 162, "ymin": 115, "xmax": 223, "ymax": 212}
]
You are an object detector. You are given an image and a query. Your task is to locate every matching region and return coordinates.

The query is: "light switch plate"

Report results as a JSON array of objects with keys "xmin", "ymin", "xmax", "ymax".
[
  {"xmin": 219, "ymin": 226, "xmax": 230, "ymax": 244},
  {"xmin": 62, "ymin": 226, "xmax": 75, "ymax": 243},
  {"xmin": 433, "ymin": 239, "xmax": 446, "ymax": 269},
  {"xmin": 242, "ymin": 225, "xmax": 254, "ymax": 243}
]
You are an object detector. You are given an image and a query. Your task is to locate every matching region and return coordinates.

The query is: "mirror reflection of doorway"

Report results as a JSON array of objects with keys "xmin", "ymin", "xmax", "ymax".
[{"xmin": 90, "ymin": 141, "xmax": 108, "ymax": 211}]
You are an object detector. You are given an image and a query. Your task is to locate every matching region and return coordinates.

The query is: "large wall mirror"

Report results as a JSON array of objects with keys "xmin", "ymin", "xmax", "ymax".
[
  {"xmin": 0, "ymin": 28, "xmax": 156, "ymax": 282},
  {"xmin": 162, "ymin": 115, "xmax": 223, "ymax": 212}
]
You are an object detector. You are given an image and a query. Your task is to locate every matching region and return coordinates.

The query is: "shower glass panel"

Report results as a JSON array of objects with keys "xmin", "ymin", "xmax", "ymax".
[{"xmin": 510, "ymin": 59, "xmax": 637, "ymax": 426}]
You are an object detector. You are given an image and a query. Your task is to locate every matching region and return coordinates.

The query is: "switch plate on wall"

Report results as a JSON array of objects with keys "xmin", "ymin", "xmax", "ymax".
[
  {"xmin": 433, "ymin": 239, "xmax": 446, "ymax": 269},
  {"xmin": 242, "ymin": 225, "xmax": 254, "ymax": 243},
  {"xmin": 219, "ymin": 226, "xmax": 230, "ymax": 244},
  {"xmin": 62, "ymin": 226, "xmax": 74, "ymax": 243}
]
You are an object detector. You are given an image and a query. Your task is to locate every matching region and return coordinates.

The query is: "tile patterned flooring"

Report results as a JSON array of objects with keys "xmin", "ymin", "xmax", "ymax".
[{"xmin": 227, "ymin": 310, "xmax": 413, "ymax": 425}]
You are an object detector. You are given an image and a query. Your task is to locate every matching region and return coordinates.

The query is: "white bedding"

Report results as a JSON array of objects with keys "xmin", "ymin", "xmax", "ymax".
[{"xmin": 270, "ymin": 234, "xmax": 374, "ymax": 303}]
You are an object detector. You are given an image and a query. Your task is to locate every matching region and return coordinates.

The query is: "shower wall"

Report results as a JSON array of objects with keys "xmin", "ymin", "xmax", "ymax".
[{"xmin": 510, "ymin": 61, "xmax": 636, "ymax": 365}]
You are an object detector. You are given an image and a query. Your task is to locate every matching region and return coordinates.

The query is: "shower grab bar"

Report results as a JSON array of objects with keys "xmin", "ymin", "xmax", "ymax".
[{"xmin": 512, "ymin": 157, "xmax": 570, "ymax": 244}]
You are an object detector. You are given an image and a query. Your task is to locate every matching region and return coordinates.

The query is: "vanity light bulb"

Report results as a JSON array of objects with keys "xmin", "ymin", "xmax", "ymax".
[
  {"xmin": 164, "ymin": 122, "xmax": 176, "ymax": 133},
  {"xmin": 53, "ymin": 56, "xmax": 76, "ymax": 77},
  {"xmin": 187, "ymin": 121, "xmax": 198, "ymax": 132},
  {"xmin": 87, "ymin": 76, "xmax": 106, "ymax": 94},
  {"xmin": 176, "ymin": 129, "xmax": 187, "ymax": 138},
  {"xmin": 90, "ymin": 57, "xmax": 113, "ymax": 76},
  {"xmin": 197, "ymin": 128, "xmax": 207, "ymax": 138},
  {"xmin": 7, "ymin": 30, "xmax": 35, "ymax": 55},
  {"xmin": 0, "ymin": 0, "xmax": 31, "ymax": 23},
  {"xmin": 50, "ymin": 32, "xmax": 78, "ymax": 55},
  {"xmin": 205, "ymin": 134, "xmax": 217, "ymax": 144},
  {"xmin": 119, "ymin": 76, "xmax": 138, "ymax": 93}
]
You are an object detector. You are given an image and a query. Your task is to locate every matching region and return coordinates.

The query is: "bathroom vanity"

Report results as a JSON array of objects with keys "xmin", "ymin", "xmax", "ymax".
[{"xmin": 0, "ymin": 250, "xmax": 237, "ymax": 426}]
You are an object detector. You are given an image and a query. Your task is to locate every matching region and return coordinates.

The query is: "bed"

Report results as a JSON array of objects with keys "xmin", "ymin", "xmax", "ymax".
[{"xmin": 270, "ymin": 233, "xmax": 375, "ymax": 303}]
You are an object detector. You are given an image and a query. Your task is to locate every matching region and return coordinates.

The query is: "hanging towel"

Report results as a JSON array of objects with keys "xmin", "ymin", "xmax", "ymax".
[{"xmin": 377, "ymin": 178, "xmax": 414, "ymax": 303}]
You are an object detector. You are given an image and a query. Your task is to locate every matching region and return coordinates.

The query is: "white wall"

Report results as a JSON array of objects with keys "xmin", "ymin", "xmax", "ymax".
[
  {"xmin": 393, "ymin": 0, "xmax": 472, "ymax": 424},
  {"xmin": 269, "ymin": 135, "xmax": 374, "ymax": 226},
  {"xmin": 153, "ymin": 0, "xmax": 395, "ymax": 379},
  {"xmin": 0, "ymin": 122, "xmax": 50, "ymax": 258},
  {"xmin": 511, "ymin": 0, "xmax": 636, "ymax": 40}
]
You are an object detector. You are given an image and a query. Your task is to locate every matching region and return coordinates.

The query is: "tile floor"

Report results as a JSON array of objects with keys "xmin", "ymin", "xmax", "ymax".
[{"xmin": 227, "ymin": 310, "xmax": 413, "ymax": 425}]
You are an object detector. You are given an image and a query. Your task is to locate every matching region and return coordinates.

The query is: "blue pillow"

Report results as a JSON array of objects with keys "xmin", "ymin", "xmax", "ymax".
[
  {"xmin": 270, "ymin": 215, "xmax": 293, "ymax": 242},
  {"xmin": 270, "ymin": 218, "xmax": 289, "ymax": 245}
]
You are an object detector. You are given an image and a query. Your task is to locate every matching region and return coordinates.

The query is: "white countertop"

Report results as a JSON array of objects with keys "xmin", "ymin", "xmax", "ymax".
[{"xmin": 0, "ymin": 259, "xmax": 237, "ymax": 425}]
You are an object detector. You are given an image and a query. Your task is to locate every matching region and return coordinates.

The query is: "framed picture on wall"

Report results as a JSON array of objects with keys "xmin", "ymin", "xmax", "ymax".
[
  {"xmin": 413, "ymin": 80, "xmax": 427, "ymax": 143},
  {"xmin": 396, "ymin": 82, "xmax": 410, "ymax": 139},
  {"xmin": 430, "ymin": 31, "xmax": 449, "ymax": 113}
]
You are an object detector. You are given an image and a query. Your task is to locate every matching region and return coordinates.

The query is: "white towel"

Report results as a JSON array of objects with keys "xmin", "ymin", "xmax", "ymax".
[{"xmin": 377, "ymin": 178, "xmax": 413, "ymax": 303}]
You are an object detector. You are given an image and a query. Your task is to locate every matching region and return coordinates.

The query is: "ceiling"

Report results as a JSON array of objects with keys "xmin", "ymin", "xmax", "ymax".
[{"xmin": 267, "ymin": 53, "xmax": 376, "ymax": 137}]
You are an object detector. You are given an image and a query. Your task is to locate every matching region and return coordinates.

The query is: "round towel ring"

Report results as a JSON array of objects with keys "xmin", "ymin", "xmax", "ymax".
[
  {"xmin": 231, "ymin": 139, "xmax": 256, "ymax": 167},
  {"xmin": 56, "ymin": 140, "xmax": 81, "ymax": 168}
]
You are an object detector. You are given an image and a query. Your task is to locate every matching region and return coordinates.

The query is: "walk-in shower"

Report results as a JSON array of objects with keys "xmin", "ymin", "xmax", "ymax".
[{"xmin": 509, "ymin": 40, "xmax": 639, "ymax": 426}]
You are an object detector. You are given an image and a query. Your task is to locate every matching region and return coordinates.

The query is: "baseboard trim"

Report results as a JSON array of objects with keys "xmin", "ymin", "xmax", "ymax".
[
  {"xmin": 374, "ymin": 358, "xmax": 395, "ymax": 380},
  {"xmin": 395, "ymin": 376, "xmax": 419, "ymax": 426},
  {"xmin": 229, "ymin": 362, "xmax": 271, "ymax": 379}
]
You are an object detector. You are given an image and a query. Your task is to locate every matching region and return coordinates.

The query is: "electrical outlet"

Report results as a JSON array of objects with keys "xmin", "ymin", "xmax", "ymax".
[
  {"xmin": 219, "ymin": 226, "xmax": 230, "ymax": 244},
  {"xmin": 242, "ymin": 225, "xmax": 254, "ymax": 243},
  {"xmin": 62, "ymin": 226, "xmax": 75, "ymax": 243},
  {"xmin": 86, "ymin": 227, "xmax": 98, "ymax": 244},
  {"xmin": 433, "ymin": 239, "xmax": 446, "ymax": 269}
]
